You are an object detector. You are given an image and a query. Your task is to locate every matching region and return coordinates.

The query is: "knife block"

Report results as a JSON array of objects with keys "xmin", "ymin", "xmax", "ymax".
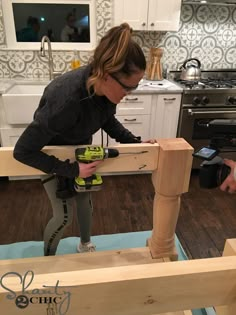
[{"xmin": 146, "ymin": 47, "xmax": 163, "ymax": 81}]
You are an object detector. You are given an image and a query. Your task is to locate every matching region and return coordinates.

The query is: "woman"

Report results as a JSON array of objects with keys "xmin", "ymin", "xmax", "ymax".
[{"xmin": 14, "ymin": 23, "xmax": 152, "ymax": 256}]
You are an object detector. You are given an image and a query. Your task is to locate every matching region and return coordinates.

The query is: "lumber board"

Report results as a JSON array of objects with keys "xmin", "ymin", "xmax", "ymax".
[
  {"xmin": 0, "ymin": 143, "xmax": 159, "ymax": 176},
  {"xmin": 0, "ymin": 247, "xmax": 160, "ymax": 275},
  {"xmin": 215, "ymin": 239, "xmax": 236, "ymax": 315},
  {"xmin": 222, "ymin": 239, "xmax": 236, "ymax": 257},
  {"xmin": 0, "ymin": 256, "xmax": 235, "ymax": 315},
  {"xmin": 152, "ymin": 138, "xmax": 193, "ymax": 195}
]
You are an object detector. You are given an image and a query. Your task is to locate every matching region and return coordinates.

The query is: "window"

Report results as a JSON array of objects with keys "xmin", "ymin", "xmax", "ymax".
[{"xmin": 2, "ymin": 0, "xmax": 96, "ymax": 50}]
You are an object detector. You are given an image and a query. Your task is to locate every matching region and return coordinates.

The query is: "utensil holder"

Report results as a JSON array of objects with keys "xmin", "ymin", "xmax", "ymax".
[{"xmin": 146, "ymin": 47, "xmax": 163, "ymax": 81}]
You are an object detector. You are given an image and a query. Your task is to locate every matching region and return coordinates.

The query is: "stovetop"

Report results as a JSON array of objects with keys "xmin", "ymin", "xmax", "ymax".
[
  {"xmin": 169, "ymin": 70, "xmax": 236, "ymax": 93},
  {"xmin": 175, "ymin": 78, "xmax": 236, "ymax": 90},
  {"xmin": 169, "ymin": 70, "xmax": 236, "ymax": 107}
]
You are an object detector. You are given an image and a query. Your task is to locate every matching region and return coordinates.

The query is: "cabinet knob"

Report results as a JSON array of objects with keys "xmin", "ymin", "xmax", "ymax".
[
  {"xmin": 142, "ymin": 22, "xmax": 146, "ymax": 26},
  {"xmin": 150, "ymin": 22, "xmax": 154, "ymax": 26}
]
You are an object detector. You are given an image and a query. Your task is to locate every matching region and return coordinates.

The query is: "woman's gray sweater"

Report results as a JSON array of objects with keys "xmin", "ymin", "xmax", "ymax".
[{"xmin": 13, "ymin": 65, "xmax": 141, "ymax": 178}]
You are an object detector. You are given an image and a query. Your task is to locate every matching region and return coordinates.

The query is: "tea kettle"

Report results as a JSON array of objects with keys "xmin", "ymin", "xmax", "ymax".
[{"xmin": 180, "ymin": 58, "xmax": 201, "ymax": 81}]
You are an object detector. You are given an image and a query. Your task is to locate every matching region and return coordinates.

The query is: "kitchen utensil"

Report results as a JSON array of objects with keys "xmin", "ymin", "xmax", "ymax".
[
  {"xmin": 180, "ymin": 58, "xmax": 201, "ymax": 81},
  {"xmin": 146, "ymin": 47, "xmax": 163, "ymax": 81}
]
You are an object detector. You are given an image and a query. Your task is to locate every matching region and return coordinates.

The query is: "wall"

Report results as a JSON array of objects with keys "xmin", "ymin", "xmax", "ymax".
[{"xmin": 0, "ymin": 1, "xmax": 236, "ymax": 79}]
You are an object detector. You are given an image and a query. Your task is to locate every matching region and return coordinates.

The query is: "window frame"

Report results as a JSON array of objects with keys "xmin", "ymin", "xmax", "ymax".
[{"xmin": 1, "ymin": 0, "xmax": 97, "ymax": 50}]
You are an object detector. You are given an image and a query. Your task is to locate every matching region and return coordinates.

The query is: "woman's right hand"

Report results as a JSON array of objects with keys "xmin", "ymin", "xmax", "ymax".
[{"xmin": 78, "ymin": 161, "xmax": 103, "ymax": 178}]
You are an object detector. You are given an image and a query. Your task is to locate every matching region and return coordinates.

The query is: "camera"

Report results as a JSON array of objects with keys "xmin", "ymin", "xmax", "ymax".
[{"xmin": 193, "ymin": 119, "xmax": 236, "ymax": 189}]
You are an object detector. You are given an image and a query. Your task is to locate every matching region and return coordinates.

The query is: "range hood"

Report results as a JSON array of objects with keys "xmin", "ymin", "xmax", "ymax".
[{"xmin": 183, "ymin": 0, "xmax": 236, "ymax": 5}]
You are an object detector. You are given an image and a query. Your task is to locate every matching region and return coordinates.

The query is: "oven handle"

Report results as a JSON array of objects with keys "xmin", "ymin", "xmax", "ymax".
[{"xmin": 188, "ymin": 109, "xmax": 236, "ymax": 116}]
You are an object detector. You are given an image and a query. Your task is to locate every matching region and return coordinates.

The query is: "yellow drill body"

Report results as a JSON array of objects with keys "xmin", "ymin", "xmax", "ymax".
[{"xmin": 74, "ymin": 146, "xmax": 119, "ymax": 192}]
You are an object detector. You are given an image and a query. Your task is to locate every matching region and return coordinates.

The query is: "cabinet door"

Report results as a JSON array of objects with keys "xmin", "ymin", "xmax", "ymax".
[
  {"xmin": 117, "ymin": 94, "xmax": 152, "ymax": 115},
  {"xmin": 150, "ymin": 94, "xmax": 181, "ymax": 139},
  {"xmin": 148, "ymin": 0, "xmax": 181, "ymax": 31},
  {"xmin": 114, "ymin": 0, "xmax": 149, "ymax": 30},
  {"xmin": 109, "ymin": 115, "xmax": 150, "ymax": 145},
  {"xmin": 0, "ymin": 128, "xmax": 25, "ymax": 146},
  {"xmin": 92, "ymin": 129, "xmax": 102, "ymax": 145}
]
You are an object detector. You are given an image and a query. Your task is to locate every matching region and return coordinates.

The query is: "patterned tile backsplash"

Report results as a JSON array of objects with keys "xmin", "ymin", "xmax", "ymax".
[{"xmin": 0, "ymin": 0, "xmax": 236, "ymax": 79}]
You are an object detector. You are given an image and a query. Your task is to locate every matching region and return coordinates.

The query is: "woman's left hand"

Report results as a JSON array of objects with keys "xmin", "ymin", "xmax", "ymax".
[{"xmin": 142, "ymin": 139, "xmax": 157, "ymax": 144}]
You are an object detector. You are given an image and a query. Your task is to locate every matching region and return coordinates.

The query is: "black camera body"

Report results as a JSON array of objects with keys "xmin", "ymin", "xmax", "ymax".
[
  {"xmin": 198, "ymin": 157, "xmax": 230, "ymax": 189},
  {"xmin": 193, "ymin": 119, "xmax": 236, "ymax": 189}
]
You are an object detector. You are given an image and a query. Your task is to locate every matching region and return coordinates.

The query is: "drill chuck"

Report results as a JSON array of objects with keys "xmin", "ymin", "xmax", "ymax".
[{"xmin": 103, "ymin": 148, "xmax": 119, "ymax": 158}]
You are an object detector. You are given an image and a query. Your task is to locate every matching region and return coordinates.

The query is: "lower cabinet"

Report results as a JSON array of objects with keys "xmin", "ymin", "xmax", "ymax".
[
  {"xmin": 108, "ymin": 93, "xmax": 152, "ymax": 145},
  {"xmin": 92, "ymin": 129, "xmax": 103, "ymax": 145},
  {"xmin": 0, "ymin": 127, "xmax": 25, "ymax": 146},
  {"xmin": 0, "ymin": 94, "xmax": 182, "ymax": 147},
  {"xmin": 150, "ymin": 94, "xmax": 182, "ymax": 139},
  {"xmin": 109, "ymin": 114, "xmax": 150, "ymax": 145},
  {"xmin": 108, "ymin": 93, "xmax": 182, "ymax": 144}
]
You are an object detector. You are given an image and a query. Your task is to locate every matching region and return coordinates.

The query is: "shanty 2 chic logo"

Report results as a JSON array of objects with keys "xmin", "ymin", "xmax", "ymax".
[{"xmin": 0, "ymin": 270, "xmax": 72, "ymax": 315}]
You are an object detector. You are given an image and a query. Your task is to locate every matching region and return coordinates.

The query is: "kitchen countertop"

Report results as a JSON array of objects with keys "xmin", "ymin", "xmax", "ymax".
[
  {"xmin": 0, "ymin": 78, "xmax": 183, "ymax": 95},
  {"xmin": 135, "ymin": 78, "xmax": 183, "ymax": 94}
]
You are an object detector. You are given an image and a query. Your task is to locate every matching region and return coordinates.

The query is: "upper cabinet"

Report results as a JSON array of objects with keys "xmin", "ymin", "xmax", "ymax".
[{"xmin": 114, "ymin": 0, "xmax": 181, "ymax": 31}]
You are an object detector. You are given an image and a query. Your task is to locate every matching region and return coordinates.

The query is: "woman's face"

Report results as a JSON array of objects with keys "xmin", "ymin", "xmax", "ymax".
[{"xmin": 100, "ymin": 70, "xmax": 144, "ymax": 104}]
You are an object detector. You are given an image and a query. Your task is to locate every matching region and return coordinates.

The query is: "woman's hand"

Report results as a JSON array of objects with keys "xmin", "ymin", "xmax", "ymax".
[
  {"xmin": 220, "ymin": 159, "xmax": 236, "ymax": 193},
  {"xmin": 142, "ymin": 139, "xmax": 157, "ymax": 144},
  {"xmin": 78, "ymin": 160, "xmax": 103, "ymax": 178}
]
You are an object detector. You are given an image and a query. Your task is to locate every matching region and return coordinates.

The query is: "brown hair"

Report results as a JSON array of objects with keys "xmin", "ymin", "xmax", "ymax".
[{"xmin": 87, "ymin": 23, "xmax": 146, "ymax": 92}]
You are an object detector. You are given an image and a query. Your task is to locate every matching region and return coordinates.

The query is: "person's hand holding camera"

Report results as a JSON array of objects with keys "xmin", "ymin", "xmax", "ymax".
[{"xmin": 220, "ymin": 159, "xmax": 236, "ymax": 193}]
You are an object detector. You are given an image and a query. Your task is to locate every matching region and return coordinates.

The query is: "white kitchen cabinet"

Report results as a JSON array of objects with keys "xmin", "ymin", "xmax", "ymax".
[
  {"xmin": 92, "ymin": 129, "xmax": 110, "ymax": 146},
  {"xmin": 108, "ymin": 94, "xmax": 152, "ymax": 145},
  {"xmin": 109, "ymin": 114, "xmax": 150, "ymax": 145},
  {"xmin": 114, "ymin": 0, "xmax": 181, "ymax": 31},
  {"xmin": 150, "ymin": 94, "xmax": 182, "ymax": 139},
  {"xmin": 0, "ymin": 127, "xmax": 25, "ymax": 146},
  {"xmin": 92, "ymin": 129, "xmax": 102, "ymax": 145}
]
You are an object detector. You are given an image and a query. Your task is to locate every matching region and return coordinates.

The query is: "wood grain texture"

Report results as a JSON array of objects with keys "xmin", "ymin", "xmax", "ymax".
[
  {"xmin": 0, "ymin": 256, "xmax": 235, "ymax": 314},
  {"xmin": 0, "ymin": 143, "xmax": 159, "ymax": 176}
]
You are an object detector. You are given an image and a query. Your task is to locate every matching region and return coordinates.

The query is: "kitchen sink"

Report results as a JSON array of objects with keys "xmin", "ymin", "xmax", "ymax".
[{"xmin": 2, "ymin": 82, "xmax": 48, "ymax": 124}]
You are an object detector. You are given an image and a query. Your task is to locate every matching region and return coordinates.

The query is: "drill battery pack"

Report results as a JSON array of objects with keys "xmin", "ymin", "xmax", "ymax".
[{"xmin": 74, "ymin": 173, "xmax": 103, "ymax": 192}]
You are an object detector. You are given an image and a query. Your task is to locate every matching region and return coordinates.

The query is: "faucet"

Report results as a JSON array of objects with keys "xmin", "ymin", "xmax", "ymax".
[{"xmin": 40, "ymin": 36, "xmax": 62, "ymax": 80}]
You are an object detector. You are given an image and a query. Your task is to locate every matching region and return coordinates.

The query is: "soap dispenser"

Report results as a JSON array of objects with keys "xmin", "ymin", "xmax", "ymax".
[{"xmin": 71, "ymin": 50, "xmax": 80, "ymax": 70}]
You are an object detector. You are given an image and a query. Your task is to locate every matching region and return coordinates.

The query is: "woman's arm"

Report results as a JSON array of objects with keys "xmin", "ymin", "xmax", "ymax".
[{"xmin": 13, "ymin": 121, "xmax": 79, "ymax": 178}]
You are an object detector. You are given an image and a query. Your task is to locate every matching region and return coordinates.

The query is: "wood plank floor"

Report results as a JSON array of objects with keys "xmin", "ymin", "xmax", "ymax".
[{"xmin": 0, "ymin": 171, "xmax": 235, "ymax": 259}]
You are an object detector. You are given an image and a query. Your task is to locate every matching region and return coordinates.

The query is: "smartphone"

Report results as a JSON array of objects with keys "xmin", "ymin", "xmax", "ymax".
[{"xmin": 192, "ymin": 147, "xmax": 219, "ymax": 161}]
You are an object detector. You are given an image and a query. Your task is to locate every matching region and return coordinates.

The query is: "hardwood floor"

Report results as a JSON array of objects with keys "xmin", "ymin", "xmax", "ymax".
[{"xmin": 0, "ymin": 171, "xmax": 235, "ymax": 259}]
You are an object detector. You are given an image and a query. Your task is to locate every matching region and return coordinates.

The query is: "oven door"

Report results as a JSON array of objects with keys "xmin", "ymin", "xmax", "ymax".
[{"xmin": 178, "ymin": 107, "xmax": 236, "ymax": 168}]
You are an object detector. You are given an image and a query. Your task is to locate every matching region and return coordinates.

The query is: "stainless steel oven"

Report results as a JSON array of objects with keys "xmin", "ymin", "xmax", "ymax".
[
  {"xmin": 178, "ymin": 107, "xmax": 236, "ymax": 167},
  {"xmin": 172, "ymin": 70, "xmax": 236, "ymax": 168}
]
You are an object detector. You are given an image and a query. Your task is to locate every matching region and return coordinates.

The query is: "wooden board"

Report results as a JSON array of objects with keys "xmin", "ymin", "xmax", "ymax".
[
  {"xmin": 0, "ymin": 143, "xmax": 159, "ymax": 176},
  {"xmin": 215, "ymin": 239, "xmax": 236, "ymax": 315},
  {"xmin": 0, "ymin": 254, "xmax": 235, "ymax": 315}
]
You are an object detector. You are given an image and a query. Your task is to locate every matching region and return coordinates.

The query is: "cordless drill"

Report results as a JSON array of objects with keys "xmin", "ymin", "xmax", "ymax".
[{"xmin": 74, "ymin": 146, "xmax": 119, "ymax": 192}]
